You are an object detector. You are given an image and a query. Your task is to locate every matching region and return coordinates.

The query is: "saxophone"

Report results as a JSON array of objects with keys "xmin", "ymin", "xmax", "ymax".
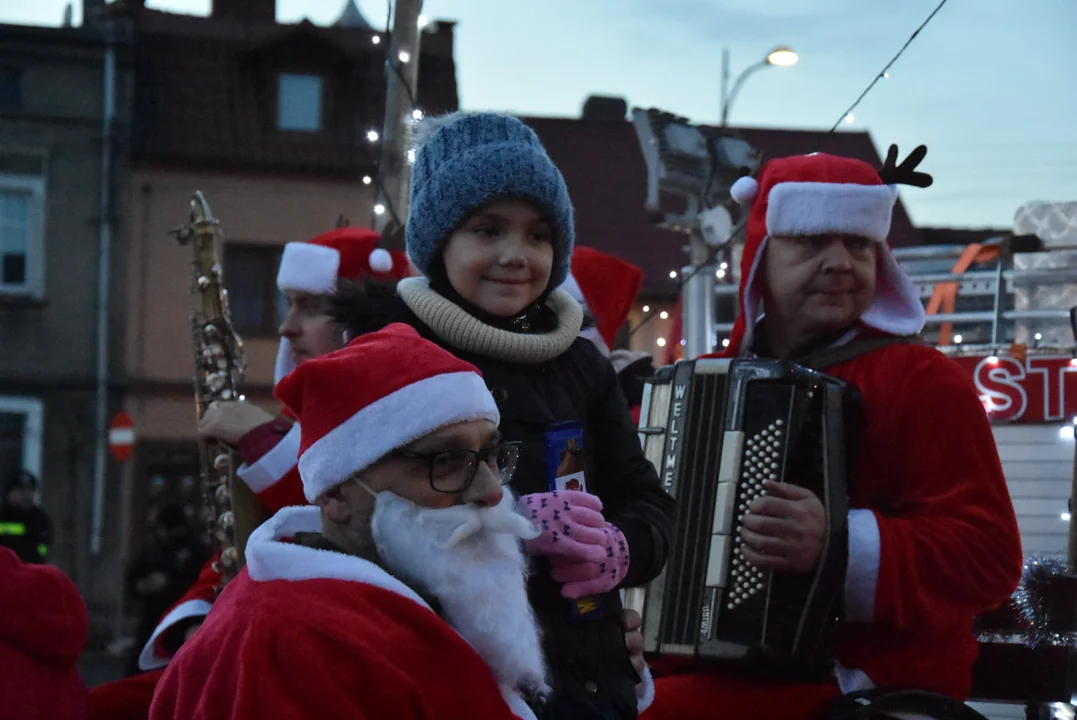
[{"xmin": 173, "ymin": 191, "xmax": 257, "ymax": 589}]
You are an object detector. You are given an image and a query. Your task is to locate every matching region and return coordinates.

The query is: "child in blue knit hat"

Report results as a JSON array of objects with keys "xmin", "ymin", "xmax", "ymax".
[{"xmin": 331, "ymin": 111, "xmax": 673, "ymax": 720}]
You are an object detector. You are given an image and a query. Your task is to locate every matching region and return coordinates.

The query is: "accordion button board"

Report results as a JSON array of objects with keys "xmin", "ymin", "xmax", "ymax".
[{"xmin": 625, "ymin": 357, "xmax": 852, "ymax": 673}]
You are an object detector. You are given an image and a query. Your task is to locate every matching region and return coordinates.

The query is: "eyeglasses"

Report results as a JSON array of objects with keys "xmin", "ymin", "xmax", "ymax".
[{"xmin": 389, "ymin": 442, "xmax": 522, "ymax": 494}]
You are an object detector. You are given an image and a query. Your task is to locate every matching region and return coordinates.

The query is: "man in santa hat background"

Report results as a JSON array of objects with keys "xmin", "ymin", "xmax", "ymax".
[
  {"xmin": 642, "ymin": 151, "xmax": 1023, "ymax": 719},
  {"xmin": 88, "ymin": 227, "xmax": 409, "ymax": 720},
  {"xmin": 151, "ymin": 323, "xmax": 631, "ymax": 719}
]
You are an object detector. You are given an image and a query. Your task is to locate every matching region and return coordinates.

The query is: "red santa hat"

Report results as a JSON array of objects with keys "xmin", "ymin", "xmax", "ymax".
[
  {"xmin": 720, "ymin": 152, "xmax": 925, "ymax": 356},
  {"xmin": 274, "ymin": 323, "xmax": 501, "ymax": 502},
  {"xmin": 275, "ymin": 227, "xmax": 411, "ymax": 384},
  {"xmin": 559, "ymin": 246, "xmax": 644, "ymax": 356}
]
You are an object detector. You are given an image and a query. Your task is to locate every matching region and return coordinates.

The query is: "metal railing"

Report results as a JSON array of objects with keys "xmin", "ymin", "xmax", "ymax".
[{"xmin": 711, "ymin": 240, "xmax": 1077, "ymax": 346}]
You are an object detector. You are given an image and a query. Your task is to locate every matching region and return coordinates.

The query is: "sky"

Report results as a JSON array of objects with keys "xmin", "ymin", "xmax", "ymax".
[{"xmin": 5, "ymin": 0, "xmax": 1077, "ymax": 230}]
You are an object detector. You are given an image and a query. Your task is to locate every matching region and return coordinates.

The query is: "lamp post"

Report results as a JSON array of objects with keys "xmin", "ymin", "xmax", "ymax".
[{"xmin": 720, "ymin": 46, "xmax": 799, "ymax": 126}]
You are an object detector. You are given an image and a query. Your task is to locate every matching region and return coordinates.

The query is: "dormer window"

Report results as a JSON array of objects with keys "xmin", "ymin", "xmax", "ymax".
[{"xmin": 277, "ymin": 72, "xmax": 323, "ymax": 132}]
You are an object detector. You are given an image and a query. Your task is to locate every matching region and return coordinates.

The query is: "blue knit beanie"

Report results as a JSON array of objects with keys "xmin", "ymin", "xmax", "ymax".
[{"xmin": 406, "ymin": 111, "xmax": 575, "ymax": 290}]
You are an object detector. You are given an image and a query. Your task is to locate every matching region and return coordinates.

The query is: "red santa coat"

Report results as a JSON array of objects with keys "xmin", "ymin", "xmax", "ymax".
[
  {"xmin": 149, "ymin": 506, "xmax": 538, "ymax": 720},
  {"xmin": 819, "ymin": 331, "xmax": 1022, "ymax": 696},
  {"xmin": 0, "ymin": 547, "xmax": 89, "ymax": 720}
]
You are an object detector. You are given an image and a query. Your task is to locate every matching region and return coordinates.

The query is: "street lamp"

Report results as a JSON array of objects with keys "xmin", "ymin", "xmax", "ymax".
[{"xmin": 720, "ymin": 46, "xmax": 799, "ymax": 126}]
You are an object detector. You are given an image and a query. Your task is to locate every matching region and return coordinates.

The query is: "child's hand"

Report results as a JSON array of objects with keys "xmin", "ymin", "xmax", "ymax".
[
  {"xmin": 549, "ymin": 523, "xmax": 630, "ymax": 598},
  {"xmin": 517, "ymin": 491, "xmax": 608, "ymax": 563},
  {"xmin": 517, "ymin": 491, "xmax": 631, "ymax": 597}
]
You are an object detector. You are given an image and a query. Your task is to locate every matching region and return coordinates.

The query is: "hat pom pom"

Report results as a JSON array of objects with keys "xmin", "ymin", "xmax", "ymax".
[
  {"xmin": 730, "ymin": 176, "xmax": 759, "ymax": 206},
  {"xmin": 368, "ymin": 248, "xmax": 393, "ymax": 274}
]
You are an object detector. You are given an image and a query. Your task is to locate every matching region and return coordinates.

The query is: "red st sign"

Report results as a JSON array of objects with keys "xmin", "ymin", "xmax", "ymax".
[{"xmin": 950, "ymin": 354, "xmax": 1077, "ymax": 423}]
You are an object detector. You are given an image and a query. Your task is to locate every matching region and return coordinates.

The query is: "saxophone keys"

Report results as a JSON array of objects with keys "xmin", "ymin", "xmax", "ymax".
[
  {"xmin": 215, "ymin": 484, "xmax": 231, "ymax": 504},
  {"xmin": 213, "ymin": 453, "xmax": 231, "ymax": 471},
  {"xmin": 220, "ymin": 389, "xmax": 234, "ymax": 400},
  {"xmin": 219, "ymin": 511, "xmax": 235, "ymax": 530},
  {"xmin": 197, "ymin": 275, "xmax": 212, "ymax": 290},
  {"xmin": 220, "ymin": 546, "xmax": 239, "ymax": 568}
]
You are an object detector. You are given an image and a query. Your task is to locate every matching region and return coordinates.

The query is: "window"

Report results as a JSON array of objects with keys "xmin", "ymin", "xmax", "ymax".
[
  {"xmin": 277, "ymin": 73, "xmax": 323, "ymax": 132},
  {"xmin": 0, "ymin": 396, "xmax": 44, "ymax": 484},
  {"xmin": 224, "ymin": 245, "xmax": 284, "ymax": 336},
  {"xmin": 0, "ymin": 175, "xmax": 45, "ymax": 299},
  {"xmin": 0, "ymin": 67, "xmax": 20, "ymax": 111}
]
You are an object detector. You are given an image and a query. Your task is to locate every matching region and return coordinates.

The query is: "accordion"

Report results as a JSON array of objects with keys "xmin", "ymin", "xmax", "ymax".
[{"xmin": 625, "ymin": 357, "xmax": 859, "ymax": 676}]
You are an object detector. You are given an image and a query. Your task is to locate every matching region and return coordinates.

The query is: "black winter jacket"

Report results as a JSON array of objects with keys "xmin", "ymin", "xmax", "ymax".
[{"xmin": 332, "ymin": 281, "xmax": 674, "ymax": 720}]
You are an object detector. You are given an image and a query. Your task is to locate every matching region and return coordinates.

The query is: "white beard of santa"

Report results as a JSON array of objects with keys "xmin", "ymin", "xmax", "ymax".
[{"xmin": 369, "ymin": 489, "xmax": 550, "ymax": 699}]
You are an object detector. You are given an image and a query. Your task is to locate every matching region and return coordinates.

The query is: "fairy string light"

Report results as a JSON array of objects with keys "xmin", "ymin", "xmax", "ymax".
[
  {"xmin": 634, "ymin": 1, "xmax": 954, "ymax": 351},
  {"xmin": 828, "ymin": 0, "xmax": 951, "ymax": 132},
  {"xmin": 364, "ymin": 0, "xmax": 425, "ymax": 238}
]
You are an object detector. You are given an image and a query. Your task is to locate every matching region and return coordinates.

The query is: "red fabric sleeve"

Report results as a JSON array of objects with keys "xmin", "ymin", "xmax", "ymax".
[
  {"xmin": 872, "ymin": 355, "xmax": 1024, "ymax": 629},
  {"xmin": 237, "ymin": 418, "xmax": 292, "ymax": 465}
]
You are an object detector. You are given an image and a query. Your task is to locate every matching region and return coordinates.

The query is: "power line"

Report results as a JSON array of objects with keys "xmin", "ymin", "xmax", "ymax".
[{"xmin": 829, "ymin": 0, "xmax": 952, "ymax": 133}]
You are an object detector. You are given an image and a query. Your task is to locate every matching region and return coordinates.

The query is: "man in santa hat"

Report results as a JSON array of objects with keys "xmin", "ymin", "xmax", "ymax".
[
  {"xmin": 560, "ymin": 246, "xmax": 656, "ymax": 424},
  {"xmin": 642, "ymin": 152, "xmax": 1023, "ymax": 719},
  {"xmin": 151, "ymin": 323, "xmax": 644, "ymax": 719},
  {"xmin": 89, "ymin": 227, "xmax": 409, "ymax": 720}
]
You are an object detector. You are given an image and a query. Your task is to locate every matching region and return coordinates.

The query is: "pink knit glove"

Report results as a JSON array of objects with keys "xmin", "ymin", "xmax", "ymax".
[
  {"xmin": 517, "ymin": 491, "xmax": 631, "ymax": 599},
  {"xmin": 518, "ymin": 491, "xmax": 609, "ymax": 563},
  {"xmin": 549, "ymin": 523, "xmax": 630, "ymax": 599}
]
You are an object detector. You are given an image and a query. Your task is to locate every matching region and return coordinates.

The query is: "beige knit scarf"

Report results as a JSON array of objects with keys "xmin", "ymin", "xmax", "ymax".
[{"xmin": 397, "ymin": 277, "xmax": 584, "ymax": 364}]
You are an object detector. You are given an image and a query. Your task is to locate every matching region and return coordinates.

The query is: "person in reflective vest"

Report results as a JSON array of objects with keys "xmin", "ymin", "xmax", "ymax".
[{"xmin": 0, "ymin": 469, "xmax": 52, "ymax": 565}]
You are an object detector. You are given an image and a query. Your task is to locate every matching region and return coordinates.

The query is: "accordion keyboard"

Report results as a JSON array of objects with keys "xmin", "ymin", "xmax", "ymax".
[{"xmin": 726, "ymin": 420, "xmax": 784, "ymax": 611}]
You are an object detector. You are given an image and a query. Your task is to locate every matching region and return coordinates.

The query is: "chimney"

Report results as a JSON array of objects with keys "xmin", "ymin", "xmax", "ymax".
[
  {"xmin": 212, "ymin": 0, "xmax": 276, "ymax": 25},
  {"xmin": 581, "ymin": 95, "xmax": 628, "ymax": 121}
]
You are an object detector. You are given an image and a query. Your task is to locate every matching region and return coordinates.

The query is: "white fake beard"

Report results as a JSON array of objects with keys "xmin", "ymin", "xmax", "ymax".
[{"xmin": 371, "ymin": 490, "xmax": 550, "ymax": 698}]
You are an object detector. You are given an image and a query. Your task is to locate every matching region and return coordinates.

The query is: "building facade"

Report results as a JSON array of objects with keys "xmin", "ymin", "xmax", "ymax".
[
  {"xmin": 119, "ymin": 0, "xmax": 459, "ymax": 571},
  {"xmin": 0, "ymin": 14, "xmax": 133, "ymax": 638}
]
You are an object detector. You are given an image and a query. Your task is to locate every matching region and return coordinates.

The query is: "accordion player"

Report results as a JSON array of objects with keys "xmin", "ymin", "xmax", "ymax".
[{"xmin": 624, "ymin": 356, "xmax": 862, "ymax": 679}]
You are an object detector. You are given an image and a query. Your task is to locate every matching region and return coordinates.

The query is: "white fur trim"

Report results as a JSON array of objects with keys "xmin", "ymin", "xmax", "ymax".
[
  {"xmin": 834, "ymin": 663, "xmax": 875, "ymax": 694},
  {"xmin": 500, "ymin": 686, "xmax": 539, "ymax": 720},
  {"xmin": 860, "ymin": 245, "xmax": 927, "ymax": 335},
  {"xmin": 636, "ymin": 666, "xmax": 655, "ymax": 713},
  {"xmin": 368, "ymin": 248, "xmax": 393, "ymax": 273},
  {"xmin": 845, "ymin": 508, "xmax": 881, "ymax": 623},
  {"xmin": 298, "ymin": 372, "xmax": 500, "ymax": 501},
  {"xmin": 137, "ymin": 599, "xmax": 213, "ymax": 670},
  {"xmin": 767, "ymin": 182, "xmax": 896, "ymax": 243},
  {"xmin": 276, "ymin": 242, "xmax": 340, "ymax": 294},
  {"xmin": 236, "ymin": 422, "xmax": 301, "ymax": 493},
  {"xmin": 730, "ymin": 175, "xmax": 759, "ymax": 205},
  {"xmin": 245, "ymin": 506, "xmax": 431, "ymax": 608},
  {"xmin": 274, "ymin": 338, "xmax": 296, "ymax": 386}
]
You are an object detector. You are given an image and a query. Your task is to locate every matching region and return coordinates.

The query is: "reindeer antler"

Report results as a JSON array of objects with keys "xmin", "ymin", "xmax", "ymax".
[{"xmin": 878, "ymin": 144, "xmax": 934, "ymax": 188}]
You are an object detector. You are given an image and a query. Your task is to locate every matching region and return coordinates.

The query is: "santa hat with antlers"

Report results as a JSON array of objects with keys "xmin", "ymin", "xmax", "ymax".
[
  {"xmin": 718, "ymin": 148, "xmax": 930, "ymax": 357},
  {"xmin": 275, "ymin": 227, "xmax": 411, "ymax": 384}
]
